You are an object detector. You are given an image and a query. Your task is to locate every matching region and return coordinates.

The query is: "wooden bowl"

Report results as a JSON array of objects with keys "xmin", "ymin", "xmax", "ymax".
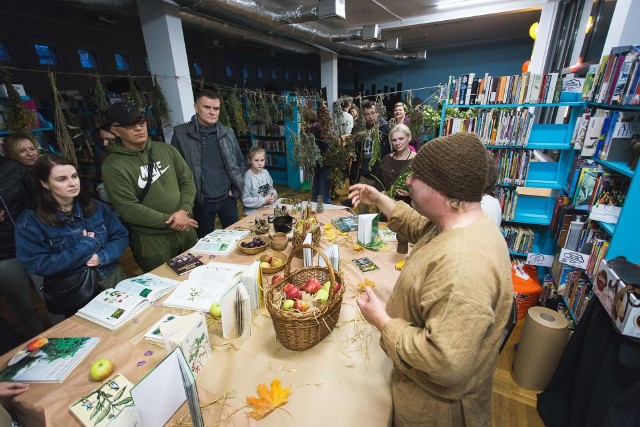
[
  {"xmin": 257, "ymin": 251, "xmax": 286, "ymax": 274},
  {"xmin": 237, "ymin": 235, "xmax": 270, "ymax": 255},
  {"xmin": 270, "ymin": 232, "xmax": 289, "ymax": 251}
]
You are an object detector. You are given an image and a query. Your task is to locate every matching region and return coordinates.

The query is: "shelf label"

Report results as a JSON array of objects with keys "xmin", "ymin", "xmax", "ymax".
[
  {"xmin": 526, "ymin": 253, "xmax": 554, "ymax": 267},
  {"xmin": 558, "ymin": 248, "xmax": 590, "ymax": 269}
]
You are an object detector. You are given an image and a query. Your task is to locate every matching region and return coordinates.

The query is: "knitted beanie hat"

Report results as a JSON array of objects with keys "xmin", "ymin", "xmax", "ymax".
[{"xmin": 411, "ymin": 132, "xmax": 488, "ymax": 202}]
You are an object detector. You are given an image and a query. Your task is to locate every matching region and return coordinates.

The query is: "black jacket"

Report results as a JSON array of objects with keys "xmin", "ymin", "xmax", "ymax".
[{"xmin": 0, "ymin": 157, "xmax": 34, "ymax": 260}]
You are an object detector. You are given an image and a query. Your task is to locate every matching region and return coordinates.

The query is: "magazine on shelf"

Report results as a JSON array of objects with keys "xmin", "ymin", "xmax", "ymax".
[
  {"xmin": 76, "ymin": 289, "xmax": 152, "ymax": 330},
  {"xmin": 0, "ymin": 337, "xmax": 100, "ymax": 383},
  {"xmin": 190, "ymin": 229, "xmax": 249, "ymax": 255},
  {"xmin": 144, "ymin": 314, "xmax": 182, "ymax": 343},
  {"xmin": 160, "ymin": 312, "xmax": 211, "ymax": 377},
  {"xmin": 162, "ymin": 262, "xmax": 247, "ymax": 311},
  {"xmin": 113, "ymin": 273, "xmax": 181, "ymax": 302},
  {"xmin": 69, "ymin": 373, "xmax": 139, "ymax": 427},
  {"xmin": 131, "ymin": 348, "xmax": 204, "ymax": 427}
]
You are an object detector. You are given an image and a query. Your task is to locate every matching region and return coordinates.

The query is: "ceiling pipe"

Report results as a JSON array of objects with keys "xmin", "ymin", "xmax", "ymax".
[
  {"xmin": 331, "ymin": 24, "xmax": 381, "ymax": 42},
  {"xmin": 180, "ymin": 10, "xmax": 316, "ymax": 55},
  {"xmin": 394, "ymin": 50, "xmax": 427, "ymax": 61},
  {"xmin": 276, "ymin": 0, "xmax": 346, "ymax": 24}
]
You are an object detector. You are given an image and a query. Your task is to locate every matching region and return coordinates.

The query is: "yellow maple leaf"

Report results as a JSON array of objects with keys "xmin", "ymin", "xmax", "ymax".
[
  {"xmin": 246, "ymin": 379, "xmax": 291, "ymax": 420},
  {"xmin": 353, "ymin": 243, "xmax": 363, "ymax": 251},
  {"xmin": 357, "ymin": 278, "xmax": 376, "ymax": 290}
]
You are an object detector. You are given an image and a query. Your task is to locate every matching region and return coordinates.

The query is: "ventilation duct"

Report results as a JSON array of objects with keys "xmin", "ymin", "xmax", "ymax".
[
  {"xmin": 331, "ymin": 24, "xmax": 381, "ymax": 42},
  {"xmin": 394, "ymin": 50, "xmax": 427, "ymax": 61}
]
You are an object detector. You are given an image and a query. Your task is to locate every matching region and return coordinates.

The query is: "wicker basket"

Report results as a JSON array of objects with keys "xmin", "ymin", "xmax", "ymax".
[
  {"xmin": 292, "ymin": 226, "xmax": 321, "ymax": 258},
  {"xmin": 258, "ymin": 251, "xmax": 286, "ymax": 274},
  {"xmin": 270, "ymin": 232, "xmax": 289, "ymax": 251},
  {"xmin": 265, "ymin": 244, "xmax": 345, "ymax": 351},
  {"xmin": 237, "ymin": 235, "xmax": 270, "ymax": 255}
]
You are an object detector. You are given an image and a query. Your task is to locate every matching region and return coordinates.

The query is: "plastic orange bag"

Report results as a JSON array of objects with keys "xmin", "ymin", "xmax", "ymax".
[{"xmin": 511, "ymin": 262, "xmax": 542, "ymax": 319}]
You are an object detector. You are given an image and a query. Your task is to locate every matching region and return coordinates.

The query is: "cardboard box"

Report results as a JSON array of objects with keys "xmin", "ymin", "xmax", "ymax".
[{"xmin": 594, "ymin": 257, "xmax": 640, "ymax": 338}]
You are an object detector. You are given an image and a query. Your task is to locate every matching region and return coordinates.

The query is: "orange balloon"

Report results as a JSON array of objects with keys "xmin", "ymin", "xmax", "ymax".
[{"xmin": 522, "ymin": 60, "xmax": 531, "ymax": 73}]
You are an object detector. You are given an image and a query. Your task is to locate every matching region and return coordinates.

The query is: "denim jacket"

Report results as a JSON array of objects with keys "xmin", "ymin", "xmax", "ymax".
[{"xmin": 15, "ymin": 200, "xmax": 128, "ymax": 279}]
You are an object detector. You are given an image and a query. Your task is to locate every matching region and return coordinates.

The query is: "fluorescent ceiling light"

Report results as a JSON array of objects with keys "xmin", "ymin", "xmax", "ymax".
[{"xmin": 436, "ymin": 0, "xmax": 496, "ymax": 9}]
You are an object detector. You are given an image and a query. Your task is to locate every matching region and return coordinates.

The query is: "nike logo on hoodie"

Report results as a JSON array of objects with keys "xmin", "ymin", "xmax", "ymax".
[{"xmin": 137, "ymin": 161, "xmax": 171, "ymax": 189}]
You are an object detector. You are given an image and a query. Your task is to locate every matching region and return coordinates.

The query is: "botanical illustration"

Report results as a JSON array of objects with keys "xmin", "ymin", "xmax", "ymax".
[{"xmin": 70, "ymin": 374, "xmax": 136, "ymax": 427}]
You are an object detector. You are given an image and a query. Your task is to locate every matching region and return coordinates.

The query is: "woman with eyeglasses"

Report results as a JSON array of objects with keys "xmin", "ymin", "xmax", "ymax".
[{"xmin": 14, "ymin": 153, "xmax": 128, "ymax": 316}]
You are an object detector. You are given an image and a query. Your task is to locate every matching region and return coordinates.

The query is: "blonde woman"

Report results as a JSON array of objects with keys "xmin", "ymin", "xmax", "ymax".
[
  {"xmin": 3, "ymin": 134, "xmax": 40, "ymax": 168},
  {"xmin": 376, "ymin": 124, "xmax": 415, "ymax": 202},
  {"xmin": 389, "ymin": 102, "xmax": 418, "ymax": 152}
]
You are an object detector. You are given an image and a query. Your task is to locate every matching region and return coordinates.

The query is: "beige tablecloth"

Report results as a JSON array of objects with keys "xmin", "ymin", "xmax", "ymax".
[{"xmin": 1, "ymin": 207, "xmax": 408, "ymax": 426}]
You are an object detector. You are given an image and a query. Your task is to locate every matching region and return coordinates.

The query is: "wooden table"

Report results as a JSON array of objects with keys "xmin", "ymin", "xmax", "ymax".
[{"xmin": 0, "ymin": 207, "xmax": 407, "ymax": 426}]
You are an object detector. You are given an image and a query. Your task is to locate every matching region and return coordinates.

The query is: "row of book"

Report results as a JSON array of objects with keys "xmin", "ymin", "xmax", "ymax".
[
  {"xmin": 582, "ymin": 44, "xmax": 640, "ymax": 106},
  {"xmin": 251, "ymin": 123, "xmax": 286, "ymax": 136},
  {"xmin": 550, "ymin": 254, "xmax": 592, "ymax": 322},
  {"xmin": 254, "ymin": 138, "xmax": 287, "ymax": 152},
  {"xmin": 495, "ymin": 186, "xmax": 517, "ymax": 221},
  {"xmin": 492, "ymin": 149, "xmax": 532, "ymax": 186},
  {"xmin": 500, "ymin": 225, "xmax": 535, "ymax": 254},
  {"xmin": 443, "ymin": 108, "xmax": 535, "ymax": 146},
  {"xmin": 446, "ymin": 71, "xmax": 563, "ymax": 106},
  {"xmin": 571, "ymin": 107, "xmax": 640, "ymax": 160}
]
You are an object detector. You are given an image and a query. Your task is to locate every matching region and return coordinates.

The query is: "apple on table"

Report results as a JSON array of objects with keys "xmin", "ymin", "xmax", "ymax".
[{"xmin": 90, "ymin": 357, "xmax": 114, "ymax": 381}]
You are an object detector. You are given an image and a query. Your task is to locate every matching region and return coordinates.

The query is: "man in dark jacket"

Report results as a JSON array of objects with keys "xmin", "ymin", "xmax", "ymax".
[
  {"xmin": 0, "ymin": 156, "xmax": 44, "ymax": 338},
  {"xmin": 171, "ymin": 89, "xmax": 246, "ymax": 237}
]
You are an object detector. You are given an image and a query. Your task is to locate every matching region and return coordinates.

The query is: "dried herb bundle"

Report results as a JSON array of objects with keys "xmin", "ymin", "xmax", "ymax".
[
  {"xmin": 317, "ymin": 102, "xmax": 333, "ymax": 140},
  {"xmin": 91, "ymin": 74, "xmax": 109, "ymax": 116},
  {"xmin": 128, "ymin": 77, "xmax": 145, "ymax": 112},
  {"xmin": 214, "ymin": 85, "xmax": 231, "ymax": 127},
  {"xmin": 368, "ymin": 123, "xmax": 381, "ymax": 171},
  {"xmin": 152, "ymin": 76, "xmax": 171, "ymax": 124},
  {"xmin": 408, "ymin": 106, "xmax": 424, "ymax": 139},
  {"xmin": 48, "ymin": 71, "xmax": 77, "ymax": 166},
  {"xmin": 229, "ymin": 87, "xmax": 248, "ymax": 135},
  {"xmin": 254, "ymin": 91, "xmax": 272, "ymax": 127},
  {"xmin": 0, "ymin": 67, "xmax": 36, "ymax": 135},
  {"xmin": 267, "ymin": 95, "xmax": 280, "ymax": 122},
  {"xmin": 325, "ymin": 135, "xmax": 354, "ymax": 193}
]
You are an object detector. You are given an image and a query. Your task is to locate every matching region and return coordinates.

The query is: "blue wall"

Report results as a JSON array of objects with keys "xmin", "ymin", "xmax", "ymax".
[{"xmin": 340, "ymin": 37, "xmax": 534, "ymax": 101}]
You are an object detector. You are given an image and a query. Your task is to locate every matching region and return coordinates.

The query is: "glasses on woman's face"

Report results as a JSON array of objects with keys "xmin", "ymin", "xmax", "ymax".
[{"xmin": 115, "ymin": 117, "xmax": 147, "ymax": 130}]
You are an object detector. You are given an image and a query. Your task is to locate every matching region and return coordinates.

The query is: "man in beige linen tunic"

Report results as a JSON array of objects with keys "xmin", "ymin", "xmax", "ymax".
[{"xmin": 349, "ymin": 132, "xmax": 512, "ymax": 426}]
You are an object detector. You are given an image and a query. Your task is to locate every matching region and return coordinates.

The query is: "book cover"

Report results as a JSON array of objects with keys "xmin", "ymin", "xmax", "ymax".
[
  {"xmin": 538, "ymin": 74, "xmax": 549, "ymax": 103},
  {"xmin": 167, "ymin": 253, "xmax": 204, "ymax": 276},
  {"xmin": 545, "ymin": 72, "xmax": 559, "ymax": 103},
  {"xmin": 600, "ymin": 111, "xmax": 640, "ymax": 160},
  {"xmin": 582, "ymin": 64, "xmax": 600, "ymax": 100},
  {"xmin": 331, "ymin": 216, "xmax": 358, "ymax": 232},
  {"xmin": 162, "ymin": 262, "xmax": 246, "ymax": 312},
  {"xmin": 590, "ymin": 54, "xmax": 610, "ymax": 101},
  {"xmin": 604, "ymin": 46, "xmax": 634, "ymax": 104},
  {"xmin": 529, "ymin": 74, "xmax": 543, "ymax": 104},
  {"xmin": 0, "ymin": 337, "xmax": 100, "ymax": 383},
  {"xmin": 458, "ymin": 74, "xmax": 469, "ymax": 104},
  {"xmin": 610, "ymin": 50, "xmax": 636, "ymax": 104},
  {"xmin": 589, "ymin": 173, "xmax": 631, "ymax": 224},
  {"xmin": 76, "ymin": 289, "xmax": 151, "ymax": 330},
  {"xmin": 144, "ymin": 314, "xmax": 182, "ymax": 343},
  {"xmin": 161, "ymin": 312, "xmax": 211, "ymax": 377},
  {"xmin": 69, "ymin": 373, "xmax": 139, "ymax": 427},
  {"xmin": 464, "ymin": 73, "xmax": 475, "ymax": 105},
  {"xmin": 573, "ymin": 168, "xmax": 601, "ymax": 209},
  {"xmin": 580, "ymin": 115, "xmax": 607, "ymax": 157}
]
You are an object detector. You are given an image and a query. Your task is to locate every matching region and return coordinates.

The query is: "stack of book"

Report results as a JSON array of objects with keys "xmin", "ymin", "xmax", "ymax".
[
  {"xmin": 443, "ymin": 108, "xmax": 535, "ymax": 147},
  {"xmin": 493, "ymin": 149, "xmax": 532, "ymax": 185},
  {"xmin": 571, "ymin": 107, "xmax": 640, "ymax": 161},
  {"xmin": 446, "ymin": 71, "xmax": 563, "ymax": 106},
  {"xmin": 582, "ymin": 44, "xmax": 640, "ymax": 105}
]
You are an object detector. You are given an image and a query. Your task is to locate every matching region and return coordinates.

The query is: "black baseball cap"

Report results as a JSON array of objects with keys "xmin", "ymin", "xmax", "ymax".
[{"xmin": 107, "ymin": 102, "xmax": 145, "ymax": 126}]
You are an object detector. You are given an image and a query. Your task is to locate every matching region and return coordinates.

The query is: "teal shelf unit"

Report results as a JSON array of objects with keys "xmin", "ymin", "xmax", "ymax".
[
  {"xmin": 246, "ymin": 94, "xmax": 304, "ymax": 190},
  {"xmin": 439, "ymin": 94, "xmax": 586, "ymax": 257},
  {"xmin": 584, "ymin": 101, "xmax": 640, "ymax": 264}
]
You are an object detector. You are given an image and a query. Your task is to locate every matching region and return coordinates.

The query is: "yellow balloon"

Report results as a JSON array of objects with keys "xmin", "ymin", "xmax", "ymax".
[{"xmin": 529, "ymin": 22, "xmax": 539, "ymax": 40}]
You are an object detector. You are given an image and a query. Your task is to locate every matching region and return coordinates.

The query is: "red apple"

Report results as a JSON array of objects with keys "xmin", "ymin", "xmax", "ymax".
[
  {"xmin": 301, "ymin": 278, "xmax": 322, "ymax": 294},
  {"xmin": 293, "ymin": 300, "xmax": 307, "ymax": 312},
  {"xmin": 272, "ymin": 274, "xmax": 284, "ymax": 285}
]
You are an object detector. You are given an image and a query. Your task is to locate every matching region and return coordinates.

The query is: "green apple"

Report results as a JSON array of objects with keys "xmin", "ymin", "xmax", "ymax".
[
  {"xmin": 90, "ymin": 357, "xmax": 114, "ymax": 381},
  {"xmin": 282, "ymin": 299, "xmax": 294, "ymax": 310},
  {"xmin": 209, "ymin": 302, "xmax": 221, "ymax": 318}
]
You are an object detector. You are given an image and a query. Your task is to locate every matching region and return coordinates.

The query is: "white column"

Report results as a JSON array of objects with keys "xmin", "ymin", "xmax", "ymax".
[
  {"xmin": 601, "ymin": 0, "xmax": 640, "ymax": 56},
  {"xmin": 529, "ymin": 1, "xmax": 559, "ymax": 74},
  {"xmin": 320, "ymin": 51, "xmax": 338, "ymax": 108},
  {"xmin": 137, "ymin": 0, "xmax": 194, "ymax": 142}
]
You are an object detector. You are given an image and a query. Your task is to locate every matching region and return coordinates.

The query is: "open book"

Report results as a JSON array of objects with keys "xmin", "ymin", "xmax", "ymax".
[
  {"xmin": 0, "ymin": 337, "xmax": 99, "ymax": 383},
  {"xmin": 69, "ymin": 373, "xmax": 139, "ymax": 427},
  {"xmin": 220, "ymin": 282, "xmax": 251, "ymax": 339},
  {"xmin": 317, "ymin": 244, "xmax": 340, "ymax": 272},
  {"xmin": 190, "ymin": 229, "xmax": 249, "ymax": 255},
  {"xmin": 144, "ymin": 314, "xmax": 182, "ymax": 343},
  {"xmin": 358, "ymin": 213, "xmax": 380, "ymax": 246},
  {"xmin": 303, "ymin": 233, "xmax": 314, "ymax": 267},
  {"xmin": 131, "ymin": 348, "xmax": 204, "ymax": 427},
  {"xmin": 241, "ymin": 260, "xmax": 263, "ymax": 310},
  {"xmin": 163, "ymin": 262, "xmax": 248, "ymax": 312},
  {"xmin": 160, "ymin": 312, "xmax": 211, "ymax": 377},
  {"xmin": 77, "ymin": 289, "xmax": 151, "ymax": 330},
  {"xmin": 113, "ymin": 273, "xmax": 180, "ymax": 302}
]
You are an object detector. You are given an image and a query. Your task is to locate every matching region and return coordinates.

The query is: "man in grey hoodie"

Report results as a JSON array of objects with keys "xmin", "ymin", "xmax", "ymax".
[{"xmin": 171, "ymin": 89, "xmax": 246, "ymax": 237}]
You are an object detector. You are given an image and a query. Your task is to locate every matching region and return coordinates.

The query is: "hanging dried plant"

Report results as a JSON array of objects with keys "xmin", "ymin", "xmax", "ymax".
[
  {"xmin": 0, "ymin": 67, "xmax": 36, "ymax": 136},
  {"xmin": 284, "ymin": 99, "xmax": 295, "ymax": 120},
  {"xmin": 267, "ymin": 94, "xmax": 279, "ymax": 122},
  {"xmin": 254, "ymin": 91, "xmax": 272, "ymax": 127},
  {"xmin": 229, "ymin": 87, "xmax": 248, "ymax": 135},
  {"xmin": 91, "ymin": 74, "xmax": 109, "ymax": 116},
  {"xmin": 292, "ymin": 109, "xmax": 322, "ymax": 176},
  {"xmin": 408, "ymin": 106, "xmax": 424, "ymax": 139},
  {"xmin": 198, "ymin": 77, "xmax": 205, "ymax": 92},
  {"xmin": 325, "ymin": 135, "xmax": 354, "ymax": 195},
  {"xmin": 128, "ymin": 77, "xmax": 145, "ymax": 111},
  {"xmin": 48, "ymin": 71, "xmax": 77, "ymax": 166},
  {"xmin": 317, "ymin": 102, "xmax": 333, "ymax": 140},
  {"xmin": 368, "ymin": 122, "xmax": 381, "ymax": 171},
  {"xmin": 215, "ymin": 85, "xmax": 231, "ymax": 128},
  {"xmin": 152, "ymin": 76, "xmax": 171, "ymax": 124},
  {"xmin": 352, "ymin": 96, "xmax": 365, "ymax": 132}
]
